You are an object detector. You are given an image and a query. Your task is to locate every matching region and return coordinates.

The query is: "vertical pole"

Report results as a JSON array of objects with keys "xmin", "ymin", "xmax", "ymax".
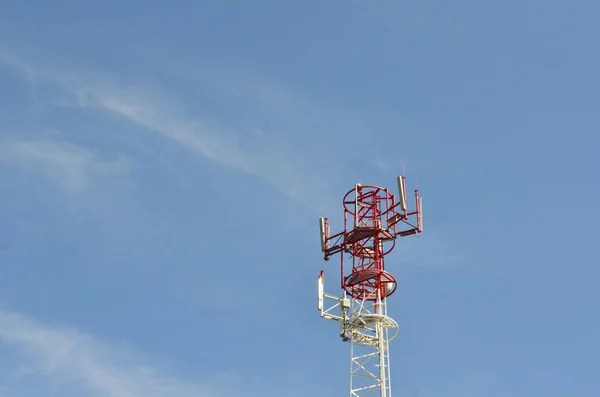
[
  {"xmin": 378, "ymin": 321, "xmax": 387, "ymax": 397},
  {"xmin": 385, "ymin": 327, "xmax": 392, "ymax": 397},
  {"xmin": 354, "ymin": 184, "xmax": 359, "ymax": 228},
  {"xmin": 340, "ymin": 291, "xmax": 347, "ymax": 340},
  {"xmin": 349, "ymin": 340, "xmax": 354, "ymax": 397}
]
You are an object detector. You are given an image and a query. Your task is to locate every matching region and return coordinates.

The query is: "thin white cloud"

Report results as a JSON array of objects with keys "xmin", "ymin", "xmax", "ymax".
[
  {"xmin": 0, "ymin": 50, "xmax": 340, "ymax": 210},
  {"xmin": 0, "ymin": 140, "xmax": 132, "ymax": 192},
  {"xmin": 77, "ymin": 85, "xmax": 263, "ymax": 174},
  {"xmin": 0, "ymin": 309, "xmax": 223, "ymax": 397},
  {"xmin": 0, "ymin": 49, "xmax": 37, "ymax": 82},
  {"xmin": 70, "ymin": 83, "xmax": 334, "ymax": 207}
]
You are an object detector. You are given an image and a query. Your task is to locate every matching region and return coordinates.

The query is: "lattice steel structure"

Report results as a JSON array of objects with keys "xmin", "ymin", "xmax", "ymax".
[{"xmin": 317, "ymin": 174, "xmax": 423, "ymax": 397}]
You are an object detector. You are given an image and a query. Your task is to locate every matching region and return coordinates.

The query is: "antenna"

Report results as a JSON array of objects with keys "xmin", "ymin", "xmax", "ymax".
[
  {"xmin": 417, "ymin": 196, "xmax": 423, "ymax": 232},
  {"xmin": 319, "ymin": 218, "xmax": 329, "ymax": 252},
  {"xmin": 316, "ymin": 173, "xmax": 423, "ymax": 397},
  {"xmin": 396, "ymin": 176, "xmax": 407, "ymax": 212},
  {"xmin": 317, "ymin": 270, "xmax": 324, "ymax": 311}
]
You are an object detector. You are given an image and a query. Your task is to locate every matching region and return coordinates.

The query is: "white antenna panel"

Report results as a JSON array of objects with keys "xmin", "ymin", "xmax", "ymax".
[
  {"xmin": 396, "ymin": 176, "xmax": 407, "ymax": 211},
  {"xmin": 418, "ymin": 197, "xmax": 423, "ymax": 232},
  {"xmin": 319, "ymin": 218, "xmax": 329, "ymax": 251},
  {"xmin": 317, "ymin": 273, "xmax": 324, "ymax": 311}
]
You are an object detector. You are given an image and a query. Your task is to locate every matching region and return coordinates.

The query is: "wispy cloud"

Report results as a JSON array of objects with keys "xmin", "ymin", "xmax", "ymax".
[
  {"xmin": 0, "ymin": 308, "xmax": 225, "ymax": 397},
  {"xmin": 0, "ymin": 50, "xmax": 340, "ymax": 210},
  {"xmin": 0, "ymin": 140, "xmax": 132, "ymax": 193},
  {"xmin": 0, "ymin": 49, "xmax": 37, "ymax": 82},
  {"xmin": 71, "ymin": 84, "xmax": 336, "ymax": 208}
]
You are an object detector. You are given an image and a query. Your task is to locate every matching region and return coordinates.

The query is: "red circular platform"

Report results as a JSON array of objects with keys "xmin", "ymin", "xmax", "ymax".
[{"xmin": 344, "ymin": 269, "xmax": 397, "ymax": 300}]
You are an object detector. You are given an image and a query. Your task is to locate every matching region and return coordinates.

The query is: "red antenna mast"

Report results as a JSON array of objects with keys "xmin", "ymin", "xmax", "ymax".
[{"xmin": 317, "ymin": 173, "xmax": 423, "ymax": 397}]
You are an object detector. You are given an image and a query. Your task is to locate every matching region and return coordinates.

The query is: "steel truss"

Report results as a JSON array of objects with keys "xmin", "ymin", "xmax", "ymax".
[
  {"xmin": 318, "ymin": 177, "xmax": 422, "ymax": 397},
  {"xmin": 318, "ymin": 275, "xmax": 399, "ymax": 397}
]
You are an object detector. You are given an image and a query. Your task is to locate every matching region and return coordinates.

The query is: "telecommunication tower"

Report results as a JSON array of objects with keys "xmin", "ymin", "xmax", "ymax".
[{"xmin": 317, "ymin": 173, "xmax": 423, "ymax": 397}]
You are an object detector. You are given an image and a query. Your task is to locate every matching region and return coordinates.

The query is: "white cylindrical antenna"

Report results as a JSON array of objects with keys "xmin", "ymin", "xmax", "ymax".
[
  {"xmin": 417, "ymin": 196, "xmax": 423, "ymax": 232},
  {"xmin": 396, "ymin": 176, "xmax": 407, "ymax": 211},
  {"xmin": 354, "ymin": 184, "xmax": 361, "ymax": 227},
  {"xmin": 317, "ymin": 270, "xmax": 325, "ymax": 312},
  {"xmin": 319, "ymin": 218, "xmax": 329, "ymax": 251}
]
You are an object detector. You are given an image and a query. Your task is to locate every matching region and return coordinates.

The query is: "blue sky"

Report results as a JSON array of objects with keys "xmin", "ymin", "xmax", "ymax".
[{"xmin": 0, "ymin": 1, "xmax": 599, "ymax": 396}]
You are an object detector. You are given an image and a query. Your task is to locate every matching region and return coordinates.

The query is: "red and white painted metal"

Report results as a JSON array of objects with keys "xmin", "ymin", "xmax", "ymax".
[{"xmin": 317, "ymin": 173, "xmax": 422, "ymax": 397}]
